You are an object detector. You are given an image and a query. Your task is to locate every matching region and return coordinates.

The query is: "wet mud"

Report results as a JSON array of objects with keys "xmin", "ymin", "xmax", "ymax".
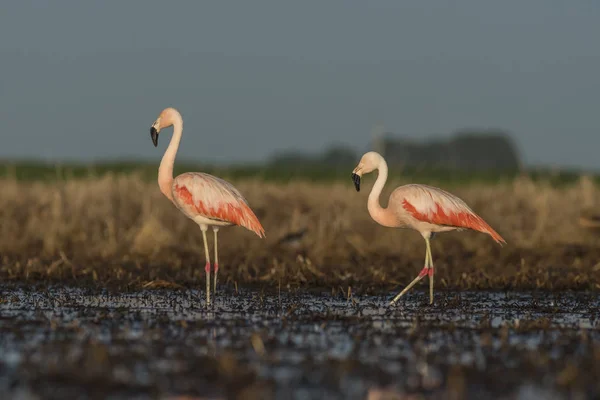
[{"xmin": 0, "ymin": 286, "xmax": 599, "ymax": 399}]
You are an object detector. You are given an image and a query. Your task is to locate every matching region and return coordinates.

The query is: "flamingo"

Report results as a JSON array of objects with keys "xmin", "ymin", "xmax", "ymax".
[
  {"xmin": 351, "ymin": 151, "xmax": 505, "ymax": 305},
  {"xmin": 149, "ymin": 107, "xmax": 265, "ymax": 305}
]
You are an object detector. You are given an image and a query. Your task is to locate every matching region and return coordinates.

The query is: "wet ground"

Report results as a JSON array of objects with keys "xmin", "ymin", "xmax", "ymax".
[{"xmin": 0, "ymin": 286, "xmax": 599, "ymax": 400}]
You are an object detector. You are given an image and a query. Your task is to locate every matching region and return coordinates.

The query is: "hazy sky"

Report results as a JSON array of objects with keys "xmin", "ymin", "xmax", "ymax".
[{"xmin": 1, "ymin": 1, "xmax": 599, "ymax": 169}]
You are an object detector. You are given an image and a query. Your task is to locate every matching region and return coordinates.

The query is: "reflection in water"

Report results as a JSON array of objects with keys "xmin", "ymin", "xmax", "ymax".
[{"xmin": 0, "ymin": 287, "xmax": 598, "ymax": 399}]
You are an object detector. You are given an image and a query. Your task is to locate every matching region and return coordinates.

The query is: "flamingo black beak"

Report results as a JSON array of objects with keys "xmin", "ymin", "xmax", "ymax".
[
  {"xmin": 352, "ymin": 173, "xmax": 361, "ymax": 192},
  {"xmin": 150, "ymin": 127, "xmax": 159, "ymax": 147}
]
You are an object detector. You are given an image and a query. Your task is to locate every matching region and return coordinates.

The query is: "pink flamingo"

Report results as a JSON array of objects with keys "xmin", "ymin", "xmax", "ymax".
[
  {"xmin": 150, "ymin": 107, "xmax": 265, "ymax": 305},
  {"xmin": 351, "ymin": 152, "xmax": 505, "ymax": 305}
]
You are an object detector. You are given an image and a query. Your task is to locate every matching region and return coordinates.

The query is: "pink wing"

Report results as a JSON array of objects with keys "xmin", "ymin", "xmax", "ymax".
[
  {"xmin": 171, "ymin": 172, "xmax": 265, "ymax": 238},
  {"xmin": 399, "ymin": 184, "xmax": 505, "ymax": 244}
]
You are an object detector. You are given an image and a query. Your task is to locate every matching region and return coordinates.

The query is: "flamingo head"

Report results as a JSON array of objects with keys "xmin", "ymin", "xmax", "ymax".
[
  {"xmin": 351, "ymin": 151, "xmax": 382, "ymax": 192},
  {"xmin": 150, "ymin": 107, "xmax": 180, "ymax": 147}
]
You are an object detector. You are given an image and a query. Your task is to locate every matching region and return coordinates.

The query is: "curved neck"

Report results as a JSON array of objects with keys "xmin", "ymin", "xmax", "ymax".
[
  {"xmin": 367, "ymin": 158, "xmax": 391, "ymax": 226},
  {"xmin": 158, "ymin": 115, "xmax": 183, "ymax": 201}
]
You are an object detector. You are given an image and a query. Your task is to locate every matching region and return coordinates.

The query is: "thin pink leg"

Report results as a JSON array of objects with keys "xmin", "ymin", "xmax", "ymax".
[
  {"xmin": 428, "ymin": 266, "xmax": 434, "ymax": 304},
  {"xmin": 214, "ymin": 263, "xmax": 219, "ymax": 293},
  {"xmin": 204, "ymin": 261, "xmax": 211, "ymax": 305},
  {"xmin": 390, "ymin": 241, "xmax": 432, "ymax": 305},
  {"xmin": 426, "ymin": 238, "xmax": 434, "ymax": 305},
  {"xmin": 389, "ymin": 265, "xmax": 428, "ymax": 305},
  {"xmin": 201, "ymin": 227, "xmax": 211, "ymax": 306},
  {"xmin": 213, "ymin": 228, "xmax": 219, "ymax": 297}
]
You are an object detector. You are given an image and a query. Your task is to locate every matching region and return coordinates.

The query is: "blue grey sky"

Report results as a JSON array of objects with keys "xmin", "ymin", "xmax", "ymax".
[{"xmin": 0, "ymin": 1, "xmax": 599, "ymax": 169}]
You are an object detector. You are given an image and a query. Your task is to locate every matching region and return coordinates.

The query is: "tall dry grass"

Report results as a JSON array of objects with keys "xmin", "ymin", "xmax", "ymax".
[{"xmin": 1, "ymin": 173, "xmax": 599, "ymax": 291}]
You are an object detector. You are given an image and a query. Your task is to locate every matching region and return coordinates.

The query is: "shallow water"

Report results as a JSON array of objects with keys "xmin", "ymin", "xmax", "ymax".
[{"xmin": 0, "ymin": 286, "xmax": 599, "ymax": 399}]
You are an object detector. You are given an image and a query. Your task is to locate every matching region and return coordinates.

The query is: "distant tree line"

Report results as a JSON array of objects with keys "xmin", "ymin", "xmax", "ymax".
[
  {"xmin": 269, "ymin": 129, "xmax": 521, "ymax": 171},
  {"xmin": 377, "ymin": 130, "xmax": 521, "ymax": 170},
  {"xmin": 268, "ymin": 145, "xmax": 357, "ymax": 169}
]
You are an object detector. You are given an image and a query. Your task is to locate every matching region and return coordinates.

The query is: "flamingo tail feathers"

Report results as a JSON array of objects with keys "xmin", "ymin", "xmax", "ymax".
[{"xmin": 403, "ymin": 199, "xmax": 506, "ymax": 245}]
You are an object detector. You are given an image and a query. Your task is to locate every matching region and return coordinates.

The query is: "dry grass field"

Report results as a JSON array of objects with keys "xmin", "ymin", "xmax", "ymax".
[{"xmin": 1, "ymin": 172, "xmax": 600, "ymax": 292}]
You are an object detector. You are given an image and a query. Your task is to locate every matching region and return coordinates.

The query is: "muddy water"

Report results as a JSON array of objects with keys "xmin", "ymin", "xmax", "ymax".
[{"xmin": 0, "ymin": 286, "xmax": 598, "ymax": 399}]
